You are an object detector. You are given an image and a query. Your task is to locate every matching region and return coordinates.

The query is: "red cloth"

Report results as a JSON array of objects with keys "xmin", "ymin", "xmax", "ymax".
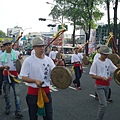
[
  {"xmin": 74, "ymin": 63, "xmax": 82, "ymax": 67},
  {"xmin": 95, "ymin": 79, "xmax": 110, "ymax": 86},
  {"xmin": 28, "ymin": 86, "xmax": 50, "ymax": 95},
  {"xmin": 3, "ymin": 70, "xmax": 18, "ymax": 76}
]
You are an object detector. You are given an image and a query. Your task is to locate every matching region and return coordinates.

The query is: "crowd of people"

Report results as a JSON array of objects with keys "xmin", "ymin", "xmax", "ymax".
[{"xmin": 0, "ymin": 36, "xmax": 120, "ymax": 120}]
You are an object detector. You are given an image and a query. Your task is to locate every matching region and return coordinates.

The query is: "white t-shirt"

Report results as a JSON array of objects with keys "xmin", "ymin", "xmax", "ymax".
[
  {"xmin": 31, "ymin": 49, "xmax": 35, "ymax": 56},
  {"xmin": 0, "ymin": 51, "xmax": 18, "ymax": 71},
  {"xmin": 71, "ymin": 53, "xmax": 83, "ymax": 64},
  {"xmin": 49, "ymin": 51, "xmax": 58, "ymax": 60},
  {"xmin": 93, "ymin": 53, "xmax": 101, "ymax": 62},
  {"xmin": 20, "ymin": 54, "xmax": 55, "ymax": 88},
  {"xmin": 89, "ymin": 58, "xmax": 117, "ymax": 79}
]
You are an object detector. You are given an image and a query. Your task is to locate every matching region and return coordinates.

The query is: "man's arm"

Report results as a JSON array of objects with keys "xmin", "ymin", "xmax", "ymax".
[{"xmin": 22, "ymin": 76, "xmax": 44, "ymax": 87}]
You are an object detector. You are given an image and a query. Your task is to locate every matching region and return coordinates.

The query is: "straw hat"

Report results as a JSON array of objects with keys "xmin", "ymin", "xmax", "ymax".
[
  {"xmin": 32, "ymin": 37, "xmax": 45, "ymax": 47},
  {"xmin": 98, "ymin": 45, "xmax": 112, "ymax": 54},
  {"xmin": 2, "ymin": 39, "xmax": 12, "ymax": 46}
]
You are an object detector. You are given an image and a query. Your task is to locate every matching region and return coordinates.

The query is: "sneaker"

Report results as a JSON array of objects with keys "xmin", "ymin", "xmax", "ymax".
[
  {"xmin": 77, "ymin": 87, "xmax": 81, "ymax": 90},
  {"xmin": 5, "ymin": 108, "xmax": 10, "ymax": 115},
  {"xmin": 15, "ymin": 111, "xmax": 23, "ymax": 118},
  {"xmin": 107, "ymin": 99, "xmax": 113, "ymax": 103},
  {"xmin": 74, "ymin": 84, "xmax": 77, "ymax": 87}
]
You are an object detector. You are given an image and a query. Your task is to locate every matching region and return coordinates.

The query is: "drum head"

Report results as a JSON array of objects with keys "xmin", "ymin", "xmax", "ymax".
[
  {"xmin": 82, "ymin": 56, "xmax": 89, "ymax": 65},
  {"xmin": 51, "ymin": 66, "xmax": 72, "ymax": 89},
  {"xmin": 114, "ymin": 68, "xmax": 120, "ymax": 85},
  {"xmin": 15, "ymin": 59, "xmax": 22, "ymax": 74},
  {"xmin": 108, "ymin": 54, "xmax": 119, "ymax": 65}
]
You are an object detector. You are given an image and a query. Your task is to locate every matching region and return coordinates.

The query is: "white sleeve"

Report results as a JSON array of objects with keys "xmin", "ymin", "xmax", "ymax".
[
  {"xmin": 71, "ymin": 55, "xmax": 74, "ymax": 63},
  {"xmin": 108, "ymin": 59, "xmax": 117, "ymax": 73},
  {"xmin": 89, "ymin": 61, "xmax": 97, "ymax": 75},
  {"xmin": 20, "ymin": 58, "xmax": 31, "ymax": 77}
]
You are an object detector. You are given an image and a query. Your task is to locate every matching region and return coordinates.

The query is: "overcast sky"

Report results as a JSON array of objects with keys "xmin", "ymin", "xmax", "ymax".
[{"xmin": 0, "ymin": 0, "xmax": 120, "ymax": 34}]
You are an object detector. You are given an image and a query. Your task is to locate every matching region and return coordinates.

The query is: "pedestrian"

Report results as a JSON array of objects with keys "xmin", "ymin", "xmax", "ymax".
[
  {"xmin": 49, "ymin": 45, "xmax": 58, "ymax": 64},
  {"xmin": 93, "ymin": 45, "xmax": 113, "ymax": 102},
  {"xmin": 56, "ymin": 49, "xmax": 65, "ymax": 66},
  {"xmin": 20, "ymin": 37, "xmax": 55, "ymax": 120},
  {"xmin": 0, "ymin": 44, "xmax": 5, "ymax": 95},
  {"xmin": 0, "ymin": 39, "xmax": 23, "ymax": 118},
  {"xmin": 89, "ymin": 45, "xmax": 118, "ymax": 120},
  {"xmin": 71, "ymin": 46, "xmax": 83, "ymax": 90}
]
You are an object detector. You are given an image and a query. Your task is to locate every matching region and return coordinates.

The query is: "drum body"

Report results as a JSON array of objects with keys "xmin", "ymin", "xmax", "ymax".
[
  {"xmin": 114, "ymin": 68, "xmax": 120, "ymax": 85},
  {"xmin": 51, "ymin": 66, "xmax": 72, "ymax": 89},
  {"xmin": 108, "ymin": 54, "xmax": 119, "ymax": 66},
  {"xmin": 82, "ymin": 56, "xmax": 89, "ymax": 65}
]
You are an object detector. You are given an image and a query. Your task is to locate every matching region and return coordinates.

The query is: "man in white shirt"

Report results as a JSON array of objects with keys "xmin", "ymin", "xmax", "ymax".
[
  {"xmin": 0, "ymin": 39, "xmax": 23, "ymax": 118},
  {"xmin": 89, "ymin": 45, "xmax": 118, "ymax": 120},
  {"xmin": 49, "ymin": 46, "xmax": 58, "ymax": 64},
  {"xmin": 71, "ymin": 46, "xmax": 83, "ymax": 90},
  {"xmin": 20, "ymin": 37, "xmax": 55, "ymax": 120}
]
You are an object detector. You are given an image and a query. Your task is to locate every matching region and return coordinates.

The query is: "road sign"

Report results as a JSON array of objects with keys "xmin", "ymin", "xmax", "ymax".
[{"xmin": 58, "ymin": 24, "xmax": 68, "ymax": 31}]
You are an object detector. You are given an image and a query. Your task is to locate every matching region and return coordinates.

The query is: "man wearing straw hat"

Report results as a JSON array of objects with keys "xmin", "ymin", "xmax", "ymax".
[
  {"xmin": 0, "ymin": 39, "xmax": 23, "ymax": 118},
  {"xmin": 89, "ymin": 45, "xmax": 118, "ymax": 120},
  {"xmin": 20, "ymin": 37, "xmax": 55, "ymax": 120}
]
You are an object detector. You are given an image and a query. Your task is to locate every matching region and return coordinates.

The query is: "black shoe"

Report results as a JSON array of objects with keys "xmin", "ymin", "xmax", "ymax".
[
  {"xmin": 5, "ymin": 108, "xmax": 10, "ymax": 115},
  {"xmin": 15, "ymin": 111, "xmax": 23, "ymax": 118},
  {"xmin": 95, "ymin": 96, "xmax": 99, "ymax": 100},
  {"xmin": 107, "ymin": 99, "xmax": 113, "ymax": 103}
]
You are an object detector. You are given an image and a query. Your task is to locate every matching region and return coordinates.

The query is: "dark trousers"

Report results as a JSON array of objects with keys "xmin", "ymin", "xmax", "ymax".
[
  {"xmin": 26, "ymin": 92, "xmax": 53, "ymax": 120},
  {"xmin": 0, "ymin": 70, "xmax": 3, "ymax": 89},
  {"xmin": 73, "ymin": 66, "xmax": 82, "ymax": 87}
]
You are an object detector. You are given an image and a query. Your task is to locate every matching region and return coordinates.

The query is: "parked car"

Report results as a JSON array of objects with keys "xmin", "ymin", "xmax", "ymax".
[{"xmin": 58, "ymin": 46, "xmax": 74, "ymax": 64}]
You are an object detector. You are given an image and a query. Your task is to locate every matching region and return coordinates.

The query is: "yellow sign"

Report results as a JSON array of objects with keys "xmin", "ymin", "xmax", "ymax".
[{"xmin": 0, "ymin": 37, "xmax": 12, "ymax": 42}]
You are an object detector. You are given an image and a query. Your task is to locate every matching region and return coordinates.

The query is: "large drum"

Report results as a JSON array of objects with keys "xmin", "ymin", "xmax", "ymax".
[
  {"xmin": 114, "ymin": 68, "xmax": 120, "ymax": 85},
  {"xmin": 108, "ymin": 53, "xmax": 119, "ymax": 66},
  {"xmin": 15, "ymin": 55, "xmax": 29, "ymax": 74},
  {"xmin": 51, "ymin": 66, "xmax": 72, "ymax": 89},
  {"xmin": 82, "ymin": 56, "xmax": 89, "ymax": 65}
]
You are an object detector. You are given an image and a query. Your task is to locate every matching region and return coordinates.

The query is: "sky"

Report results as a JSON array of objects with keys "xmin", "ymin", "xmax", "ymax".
[{"xmin": 0, "ymin": 0, "xmax": 120, "ymax": 34}]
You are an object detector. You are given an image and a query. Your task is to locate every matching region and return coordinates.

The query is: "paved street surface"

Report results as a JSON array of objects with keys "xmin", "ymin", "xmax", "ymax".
[{"xmin": 0, "ymin": 64, "xmax": 120, "ymax": 120}]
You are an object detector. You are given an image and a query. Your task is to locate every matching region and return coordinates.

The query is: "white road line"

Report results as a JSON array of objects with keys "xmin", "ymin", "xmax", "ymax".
[
  {"xmin": 89, "ymin": 94, "xmax": 96, "ymax": 98},
  {"xmin": 49, "ymin": 86, "xmax": 58, "ymax": 91},
  {"xmin": 69, "ymin": 86, "xmax": 77, "ymax": 90}
]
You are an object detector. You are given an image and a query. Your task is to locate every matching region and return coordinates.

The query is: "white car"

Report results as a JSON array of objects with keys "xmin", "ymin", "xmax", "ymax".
[{"xmin": 58, "ymin": 46, "xmax": 74, "ymax": 64}]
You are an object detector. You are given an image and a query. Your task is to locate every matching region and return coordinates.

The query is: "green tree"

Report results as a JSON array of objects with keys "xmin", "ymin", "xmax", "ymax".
[
  {"xmin": 49, "ymin": 0, "xmax": 104, "ymax": 55},
  {"xmin": 0, "ymin": 30, "xmax": 6, "ymax": 37}
]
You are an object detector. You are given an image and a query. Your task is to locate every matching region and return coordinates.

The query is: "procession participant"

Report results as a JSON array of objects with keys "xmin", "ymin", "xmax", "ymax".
[
  {"xmin": 49, "ymin": 45, "xmax": 58, "ymax": 64},
  {"xmin": 56, "ymin": 49, "xmax": 65, "ymax": 66},
  {"xmin": 71, "ymin": 46, "xmax": 83, "ymax": 90},
  {"xmin": 0, "ymin": 39, "xmax": 23, "ymax": 117},
  {"xmin": 20, "ymin": 37, "xmax": 55, "ymax": 120},
  {"xmin": 93, "ymin": 46, "xmax": 113, "ymax": 102},
  {"xmin": 89, "ymin": 44, "xmax": 101, "ymax": 64},
  {"xmin": 0, "ymin": 44, "xmax": 5, "ymax": 95},
  {"xmin": 89, "ymin": 45, "xmax": 118, "ymax": 120}
]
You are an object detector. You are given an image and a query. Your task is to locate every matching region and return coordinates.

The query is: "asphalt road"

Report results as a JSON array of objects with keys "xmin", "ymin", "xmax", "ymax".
[{"xmin": 0, "ymin": 64, "xmax": 120, "ymax": 120}]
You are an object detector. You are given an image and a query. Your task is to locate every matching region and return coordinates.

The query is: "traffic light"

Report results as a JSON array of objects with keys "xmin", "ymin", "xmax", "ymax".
[
  {"xmin": 47, "ymin": 24, "xmax": 56, "ymax": 27},
  {"xmin": 38, "ymin": 18, "xmax": 46, "ymax": 21}
]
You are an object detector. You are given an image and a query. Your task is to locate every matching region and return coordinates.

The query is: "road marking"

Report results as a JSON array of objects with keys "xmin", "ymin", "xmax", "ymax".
[
  {"xmin": 50, "ymin": 85, "xmax": 58, "ymax": 92},
  {"xmin": 89, "ymin": 94, "xmax": 96, "ymax": 98},
  {"xmin": 69, "ymin": 86, "xmax": 77, "ymax": 90}
]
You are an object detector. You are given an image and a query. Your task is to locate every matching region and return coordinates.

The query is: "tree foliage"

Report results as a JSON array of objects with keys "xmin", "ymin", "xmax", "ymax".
[{"xmin": 0, "ymin": 30, "xmax": 6, "ymax": 37}]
